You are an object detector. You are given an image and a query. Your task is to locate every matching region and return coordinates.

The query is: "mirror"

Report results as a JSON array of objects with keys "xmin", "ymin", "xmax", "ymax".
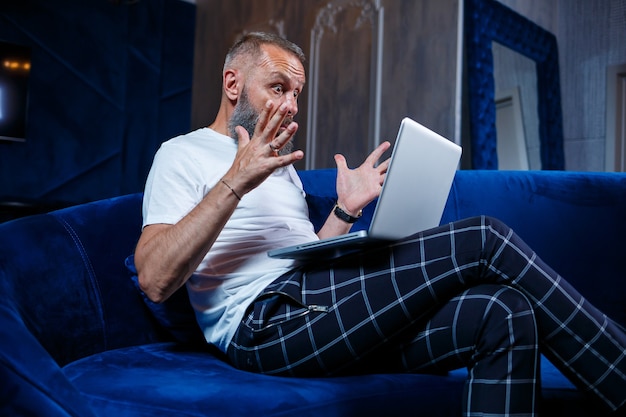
[
  {"xmin": 493, "ymin": 41, "xmax": 539, "ymax": 170},
  {"xmin": 464, "ymin": 0, "xmax": 564, "ymax": 170}
]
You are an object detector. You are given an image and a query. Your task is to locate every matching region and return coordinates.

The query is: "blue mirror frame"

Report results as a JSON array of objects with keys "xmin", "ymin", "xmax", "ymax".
[{"xmin": 464, "ymin": 0, "xmax": 565, "ymax": 170}]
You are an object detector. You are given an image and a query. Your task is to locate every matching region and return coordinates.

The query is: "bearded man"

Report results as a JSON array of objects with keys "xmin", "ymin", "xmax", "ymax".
[{"xmin": 134, "ymin": 32, "xmax": 626, "ymax": 417}]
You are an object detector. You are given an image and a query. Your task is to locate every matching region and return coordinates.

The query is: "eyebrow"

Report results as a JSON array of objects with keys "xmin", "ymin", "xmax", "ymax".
[{"xmin": 267, "ymin": 70, "xmax": 305, "ymax": 88}]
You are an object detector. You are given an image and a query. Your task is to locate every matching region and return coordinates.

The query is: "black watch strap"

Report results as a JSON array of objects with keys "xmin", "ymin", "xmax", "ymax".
[{"xmin": 333, "ymin": 203, "xmax": 362, "ymax": 223}]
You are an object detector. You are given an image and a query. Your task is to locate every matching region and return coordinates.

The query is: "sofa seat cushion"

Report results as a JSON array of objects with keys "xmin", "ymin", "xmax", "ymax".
[
  {"xmin": 62, "ymin": 343, "xmax": 595, "ymax": 417},
  {"xmin": 63, "ymin": 343, "xmax": 467, "ymax": 417}
]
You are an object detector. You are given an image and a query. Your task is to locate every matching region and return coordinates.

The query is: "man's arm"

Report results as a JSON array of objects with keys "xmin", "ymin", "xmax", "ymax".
[
  {"xmin": 134, "ymin": 182, "xmax": 240, "ymax": 303},
  {"xmin": 135, "ymin": 101, "xmax": 303, "ymax": 303}
]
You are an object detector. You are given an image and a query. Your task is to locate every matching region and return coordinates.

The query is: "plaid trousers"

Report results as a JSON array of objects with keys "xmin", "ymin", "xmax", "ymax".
[{"xmin": 228, "ymin": 216, "xmax": 626, "ymax": 416}]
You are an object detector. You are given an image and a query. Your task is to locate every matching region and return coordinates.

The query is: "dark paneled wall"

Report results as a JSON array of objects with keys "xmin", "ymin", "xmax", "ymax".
[
  {"xmin": 192, "ymin": 0, "xmax": 460, "ymax": 171},
  {"xmin": 0, "ymin": 0, "xmax": 195, "ymax": 207}
]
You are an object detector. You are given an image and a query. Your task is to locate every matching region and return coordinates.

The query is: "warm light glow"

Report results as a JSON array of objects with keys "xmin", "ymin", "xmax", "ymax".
[{"xmin": 3, "ymin": 59, "xmax": 30, "ymax": 72}]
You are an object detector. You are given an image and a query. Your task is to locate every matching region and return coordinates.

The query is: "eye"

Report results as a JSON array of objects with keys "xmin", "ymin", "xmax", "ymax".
[{"xmin": 272, "ymin": 85, "xmax": 284, "ymax": 95}]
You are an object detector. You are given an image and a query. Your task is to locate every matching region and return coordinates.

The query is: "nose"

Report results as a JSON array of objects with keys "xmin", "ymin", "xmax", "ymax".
[{"xmin": 284, "ymin": 94, "xmax": 298, "ymax": 117}]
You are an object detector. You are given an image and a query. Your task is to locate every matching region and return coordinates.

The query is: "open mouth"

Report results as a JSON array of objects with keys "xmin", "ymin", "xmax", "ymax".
[{"xmin": 278, "ymin": 122, "xmax": 291, "ymax": 134}]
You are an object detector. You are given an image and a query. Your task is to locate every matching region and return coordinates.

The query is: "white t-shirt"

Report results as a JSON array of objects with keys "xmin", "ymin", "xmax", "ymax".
[{"xmin": 142, "ymin": 128, "xmax": 319, "ymax": 352}]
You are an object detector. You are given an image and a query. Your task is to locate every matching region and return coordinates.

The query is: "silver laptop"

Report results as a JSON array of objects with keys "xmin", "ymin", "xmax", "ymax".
[{"xmin": 267, "ymin": 117, "xmax": 462, "ymax": 260}]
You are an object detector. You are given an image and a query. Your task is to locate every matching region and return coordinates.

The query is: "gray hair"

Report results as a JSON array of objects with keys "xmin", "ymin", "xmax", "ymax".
[{"xmin": 223, "ymin": 32, "xmax": 306, "ymax": 71}]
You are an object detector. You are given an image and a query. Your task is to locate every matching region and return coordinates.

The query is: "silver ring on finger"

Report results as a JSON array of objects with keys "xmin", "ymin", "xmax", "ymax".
[{"xmin": 268, "ymin": 142, "xmax": 279, "ymax": 156}]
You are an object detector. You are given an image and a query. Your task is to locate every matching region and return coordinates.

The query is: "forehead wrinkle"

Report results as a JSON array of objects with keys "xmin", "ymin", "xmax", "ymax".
[
  {"xmin": 266, "ymin": 69, "xmax": 306, "ymax": 90},
  {"xmin": 256, "ymin": 47, "xmax": 306, "ymax": 87}
]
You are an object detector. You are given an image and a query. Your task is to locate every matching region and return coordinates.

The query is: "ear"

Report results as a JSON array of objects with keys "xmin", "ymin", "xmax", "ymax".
[{"xmin": 223, "ymin": 69, "xmax": 240, "ymax": 101}]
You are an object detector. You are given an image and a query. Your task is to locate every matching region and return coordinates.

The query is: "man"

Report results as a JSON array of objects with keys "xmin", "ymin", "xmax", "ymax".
[{"xmin": 134, "ymin": 32, "xmax": 626, "ymax": 416}]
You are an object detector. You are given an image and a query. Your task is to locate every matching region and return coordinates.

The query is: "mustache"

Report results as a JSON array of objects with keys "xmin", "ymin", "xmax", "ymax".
[{"xmin": 282, "ymin": 116, "xmax": 294, "ymax": 126}]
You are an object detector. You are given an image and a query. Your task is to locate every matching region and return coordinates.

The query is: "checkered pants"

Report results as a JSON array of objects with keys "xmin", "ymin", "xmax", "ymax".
[{"xmin": 228, "ymin": 216, "xmax": 626, "ymax": 416}]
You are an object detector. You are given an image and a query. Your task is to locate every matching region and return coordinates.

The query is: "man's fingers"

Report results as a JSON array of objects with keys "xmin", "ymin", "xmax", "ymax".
[
  {"xmin": 264, "ymin": 103, "xmax": 290, "ymax": 140},
  {"xmin": 334, "ymin": 154, "xmax": 349, "ymax": 171},
  {"xmin": 234, "ymin": 126, "xmax": 250, "ymax": 147},
  {"xmin": 366, "ymin": 141, "xmax": 391, "ymax": 164},
  {"xmin": 254, "ymin": 100, "xmax": 275, "ymax": 136},
  {"xmin": 274, "ymin": 120, "xmax": 298, "ymax": 149},
  {"xmin": 377, "ymin": 157, "xmax": 391, "ymax": 173},
  {"xmin": 252, "ymin": 101, "xmax": 293, "ymax": 152},
  {"xmin": 278, "ymin": 149, "xmax": 305, "ymax": 164}
]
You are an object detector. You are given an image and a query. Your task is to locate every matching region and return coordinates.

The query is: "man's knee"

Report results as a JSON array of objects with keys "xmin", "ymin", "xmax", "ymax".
[
  {"xmin": 462, "ymin": 285, "xmax": 537, "ymax": 355},
  {"xmin": 452, "ymin": 215, "xmax": 513, "ymax": 244}
]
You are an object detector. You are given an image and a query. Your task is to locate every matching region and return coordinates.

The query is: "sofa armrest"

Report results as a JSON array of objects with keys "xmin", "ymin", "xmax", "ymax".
[
  {"xmin": 0, "ymin": 303, "xmax": 96, "ymax": 416},
  {"xmin": 0, "ymin": 194, "xmax": 169, "ymax": 367}
]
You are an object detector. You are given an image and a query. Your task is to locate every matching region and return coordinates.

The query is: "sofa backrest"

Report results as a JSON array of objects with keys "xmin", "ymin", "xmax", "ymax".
[
  {"xmin": 299, "ymin": 169, "xmax": 626, "ymax": 327},
  {"xmin": 443, "ymin": 170, "xmax": 626, "ymax": 327},
  {"xmin": 0, "ymin": 193, "xmax": 170, "ymax": 367}
]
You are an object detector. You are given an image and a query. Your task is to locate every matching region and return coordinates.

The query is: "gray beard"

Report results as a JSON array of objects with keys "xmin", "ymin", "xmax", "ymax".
[
  {"xmin": 228, "ymin": 90, "xmax": 257, "ymax": 140},
  {"xmin": 228, "ymin": 92, "xmax": 294, "ymax": 156}
]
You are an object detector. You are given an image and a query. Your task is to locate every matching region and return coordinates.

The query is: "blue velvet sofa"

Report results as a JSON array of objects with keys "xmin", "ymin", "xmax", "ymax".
[{"xmin": 1, "ymin": 169, "xmax": 625, "ymax": 417}]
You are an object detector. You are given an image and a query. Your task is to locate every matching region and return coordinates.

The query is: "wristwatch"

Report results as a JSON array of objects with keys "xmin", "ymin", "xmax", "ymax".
[{"xmin": 333, "ymin": 203, "xmax": 362, "ymax": 223}]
